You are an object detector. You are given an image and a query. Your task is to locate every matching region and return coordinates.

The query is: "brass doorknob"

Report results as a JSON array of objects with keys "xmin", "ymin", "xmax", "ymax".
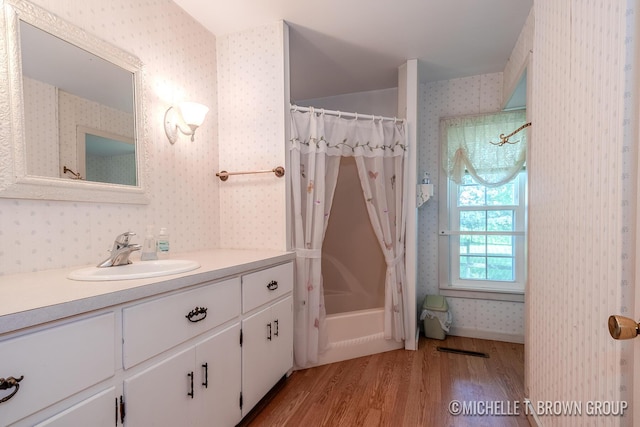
[{"xmin": 608, "ymin": 315, "xmax": 639, "ymax": 340}]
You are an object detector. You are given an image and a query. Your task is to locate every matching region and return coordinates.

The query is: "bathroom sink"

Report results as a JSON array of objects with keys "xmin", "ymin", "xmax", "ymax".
[{"xmin": 68, "ymin": 259, "xmax": 201, "ymax": 281}]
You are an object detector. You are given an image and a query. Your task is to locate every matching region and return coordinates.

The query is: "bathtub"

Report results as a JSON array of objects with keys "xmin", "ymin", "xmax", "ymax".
[{"xmin": 314, "ymin": 307, "xmax": 404, "ymax": 366}]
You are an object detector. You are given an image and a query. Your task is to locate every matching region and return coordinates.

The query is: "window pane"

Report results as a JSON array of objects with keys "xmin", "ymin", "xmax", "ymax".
[
  {"xmin": 460, "ymin": 256, "xmax": 486, "ymax": 280},
  {"xmin": 458, "ymin": 183, "xmax": 485, "ymax": 206},
  {"xmin": 486, "ymin": 178, "xmax": 518, "ymax": 206},
  {"xmin": 460, "ymin": 235, "xmax": 486, "ymax": 255},
  {"xmin": 460, "ymin": 211, "xmax": 486, "ymax": 231},
  {"xmin": 487, "ymin": 210, "xmax": 513, "ymax": 231},
  {"xmin": 487, "ymin": 257, "xmax": 514, "ymax": 281},
  {"xmin": 487, "ymin": 235, "xmax": 513, "ymax": 256}
]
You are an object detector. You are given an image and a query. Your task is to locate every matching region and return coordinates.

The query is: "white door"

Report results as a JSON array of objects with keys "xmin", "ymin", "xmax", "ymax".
[
  {"xmin": 632, "ymin": 173, "xmax": 640, "ymax": 426},
  {"xmin": 608, "ymin": 148, "xmax": 640, "ymax": 425}
]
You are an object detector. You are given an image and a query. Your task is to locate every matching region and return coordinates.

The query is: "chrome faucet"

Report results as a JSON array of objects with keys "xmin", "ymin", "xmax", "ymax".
[{"xmin": 97, "ymin": 232, "xmax": 142, "ymax": 268}]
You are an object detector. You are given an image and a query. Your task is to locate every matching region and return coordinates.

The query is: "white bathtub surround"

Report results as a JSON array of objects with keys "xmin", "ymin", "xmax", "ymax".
[
  {"xmin": 289, "ymin": 108, "xmax": 409, "ymax": 368},
  {"xmin": 314, "ymin": 309, "xmax": 404, "ymax": 367}
]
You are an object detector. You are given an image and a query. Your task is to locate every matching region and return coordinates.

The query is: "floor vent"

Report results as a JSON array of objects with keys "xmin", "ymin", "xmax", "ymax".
[{"xmin": 436, "ymin": 346, "xmax": 490, "ymax": 358}]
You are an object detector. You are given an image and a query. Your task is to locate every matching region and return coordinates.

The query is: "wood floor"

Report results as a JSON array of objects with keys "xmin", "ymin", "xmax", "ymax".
[{"xmin": 241, "ymin": 336, "xmax": 528, "ymax": 427}]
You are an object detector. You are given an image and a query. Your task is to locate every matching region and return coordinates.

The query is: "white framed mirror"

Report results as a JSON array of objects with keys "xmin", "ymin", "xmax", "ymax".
[{"xmin": 0, "ymin": 0, "xmax": 148, "ymax": 204}]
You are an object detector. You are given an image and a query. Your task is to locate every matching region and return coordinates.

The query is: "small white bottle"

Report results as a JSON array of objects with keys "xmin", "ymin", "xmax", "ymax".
[
  {"xmin": 156, "ymin": 227, "xmax": 170, "ymax": 259},
  {"xmin": 140, "ymin": 225, "xmax": 158, "ymax": 261}
]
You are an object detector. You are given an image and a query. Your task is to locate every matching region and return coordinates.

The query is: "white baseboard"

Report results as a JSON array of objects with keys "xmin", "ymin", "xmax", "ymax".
[{"xmin": 448, "ymin": 326, "xmax": 524, "ymax": 344}]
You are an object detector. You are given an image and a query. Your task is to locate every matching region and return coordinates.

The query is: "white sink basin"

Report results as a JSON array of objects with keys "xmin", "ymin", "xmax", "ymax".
[{"xmin": 68, "ymin": 259, "xmax": 201, "ymax": 281}]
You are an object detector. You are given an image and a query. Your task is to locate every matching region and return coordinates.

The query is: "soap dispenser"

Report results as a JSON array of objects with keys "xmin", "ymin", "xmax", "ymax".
[
  {"xmin": 140, "ymin": 225, "xmax": 158, "ymax": 261},
  {"xmin": 157, "ymin": 227, "xmax": 170, "ymax": 259}
]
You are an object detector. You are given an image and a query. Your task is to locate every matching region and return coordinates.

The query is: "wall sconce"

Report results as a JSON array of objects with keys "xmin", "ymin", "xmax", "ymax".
[{"xmin": 164, "ymin": 102, "xmax": 209, "ymax": 144}]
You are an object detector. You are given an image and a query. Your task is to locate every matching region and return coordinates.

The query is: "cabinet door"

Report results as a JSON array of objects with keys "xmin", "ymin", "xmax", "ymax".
[
  {"xmin": 34, "ymin": 387, "xmax": 117, "ymax": 427},
  {"xmin": 195, "ymin": 323, "xmax": 241, "ymax": 427},
  {"xmin": 124, "ymin": 348, "xmax": 197, "ymax": 426},
  {"xmin": 241, "ymin": 306, "xmax": 275, "ymax": 416},
  {"xmin": 270, "ymin": 296, "xmax": 293, "ymax": 380},
  {"xmin": 241, "ymin": 296, "xmax": 293, "ymax": 417}
]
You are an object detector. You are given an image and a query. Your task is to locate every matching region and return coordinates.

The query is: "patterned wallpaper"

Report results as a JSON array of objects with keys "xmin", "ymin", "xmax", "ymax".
[
  {"xmin": 0, "ymin": 0, "xmax": 219, "ymax": 275},
  {"xmin": 527, "ymin": 0, "xmax": 629, "ymax": 425},
  {"xmin": 418, "ymin": 72, "xmax": 525, "ymax": 342},
  {"xmin": 216, "ymin": 22, "xmax": 288, "ymax": 251},
  {"xmin": 23, "ymin": 76, "xmax": 58, "ymax": 178}
]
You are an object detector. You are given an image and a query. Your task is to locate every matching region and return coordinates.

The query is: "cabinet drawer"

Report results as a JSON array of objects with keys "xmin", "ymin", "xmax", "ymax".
[
  {"xmin": 123, "ymin": 278, "xmax": 240, "ymax": 368},
  {"xmin": 242, "ymin": 262, "xmax": 293, "ymax": 313},
  {"xmin": 0, "ymin": 313, "xmax": 115, "ymax": 426},
  {"xmin": 35, "ymin": 387, "xmax": 117, "ymax": 427}
]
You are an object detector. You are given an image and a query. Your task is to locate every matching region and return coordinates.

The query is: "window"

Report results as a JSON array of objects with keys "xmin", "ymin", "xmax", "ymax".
[
  {"xmin": 438, "ymin": 110, "xmax": 528, "ymax": 296},
  {"xmin": 445, "ymin": 171, "xmax": 526, "ymax": 293}
]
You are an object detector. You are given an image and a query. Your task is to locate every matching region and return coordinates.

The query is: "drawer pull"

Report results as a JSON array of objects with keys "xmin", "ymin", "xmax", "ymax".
[
  {"xmin": 185, "ymin": 306, "xmax": 208, "ymax": 323},
  {"xmin": 267, "ymin": 280, "xmax": 279, "ymax": 291},
  {"xmin": 274, "ymin": 319, "xmax": 279, "ymax": 337},
  {"xmin": 202, "ymin": 363, "xmax": 208, "ymax": 388},
  {"xmin": 0, "ymin": 375, "xmax": 24, "ymax": 404},
  {"xmin": 119, "ymin": 395, "xmax": 126, "ymax": 424},
  {"xmin": 267, "ymin": 323, "xmax": 272, "ymax": 341},
  {"xmin": 187, "ymin": 372, "xmax": 194, "ymax": 398}
]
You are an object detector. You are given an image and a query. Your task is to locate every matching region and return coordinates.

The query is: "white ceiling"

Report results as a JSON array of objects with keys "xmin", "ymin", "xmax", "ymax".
[{"xmin": 172, "ymin": 0, "xmax": 533, "ymax": 101}]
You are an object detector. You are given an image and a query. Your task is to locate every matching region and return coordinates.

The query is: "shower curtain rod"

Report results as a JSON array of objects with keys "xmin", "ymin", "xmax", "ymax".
[{"xmin": 290, "ymin": 104, "xmax": 405, "ymax": 123}]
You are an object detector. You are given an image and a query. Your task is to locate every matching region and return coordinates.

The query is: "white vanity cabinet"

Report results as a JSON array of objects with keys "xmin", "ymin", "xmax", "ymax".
[
  {"xmin": 122, "ymin": 278, "xmax": 242, "ymax": 426},
  {"xmin": 122, "ymin": 278, "xmax": 241, "ymax": 369},
  {"xmin": 33, "ymin": 387, "xmax": 118, "ymax": 427},
  {"xmin": 0, "ymin": 313, "xmax": 116, "ymax": 426},
  {"xmin": 0, "ymin": 253, "xmax": 295, "ymax": 427},
  {"xmin": 241, "ymin": 263, "xmax": 294, "ymax": 417},
  {"xmin": 122, "ymin": 323, "xmax": 242, "ymax": 426}
]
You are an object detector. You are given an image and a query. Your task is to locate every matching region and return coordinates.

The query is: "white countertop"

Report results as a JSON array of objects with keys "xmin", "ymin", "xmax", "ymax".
[{"xmin": 0, "ymin": 249, "xmax": 295, "ymax": 335}]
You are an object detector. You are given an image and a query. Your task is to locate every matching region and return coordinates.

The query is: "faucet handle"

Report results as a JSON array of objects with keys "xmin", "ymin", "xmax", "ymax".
[{"xmin": 115, "ymin": 231, "xmax": 136, "ymax": 245}]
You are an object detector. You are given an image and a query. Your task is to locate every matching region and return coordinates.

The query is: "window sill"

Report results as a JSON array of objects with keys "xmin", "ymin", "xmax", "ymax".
[{"xmin": 439, "ymin": 286, "xmax": 524, "ymax": 302}]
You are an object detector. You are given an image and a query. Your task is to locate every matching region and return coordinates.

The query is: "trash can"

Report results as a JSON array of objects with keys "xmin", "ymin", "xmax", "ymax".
[{"xmin": 420, "ymin": 294, "xmax": 452, "ymax": 340}]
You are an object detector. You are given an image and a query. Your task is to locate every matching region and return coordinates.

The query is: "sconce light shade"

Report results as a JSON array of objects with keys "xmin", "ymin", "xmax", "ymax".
[
  {"xmin": 164, "ymin": 101, "xmax": 209, "ymax": 144},
  {"xmin": 178, "ymin": 102, "xmax": 209, "ymax": 128}
]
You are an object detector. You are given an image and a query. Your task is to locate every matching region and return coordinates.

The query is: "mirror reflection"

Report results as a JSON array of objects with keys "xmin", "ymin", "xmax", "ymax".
[{"xmin": 20, "ymin": 20, "xmax": 137, "ymax": 186}]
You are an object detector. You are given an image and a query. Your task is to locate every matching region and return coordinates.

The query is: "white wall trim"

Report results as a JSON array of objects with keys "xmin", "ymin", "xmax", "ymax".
[
  {"xmin": 449, "ymin": 327, "xmax": 524, "ymax": 344},
  {"xmin": 402, "ymin": 59, "xmax": 419, "ymax": 351}
]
